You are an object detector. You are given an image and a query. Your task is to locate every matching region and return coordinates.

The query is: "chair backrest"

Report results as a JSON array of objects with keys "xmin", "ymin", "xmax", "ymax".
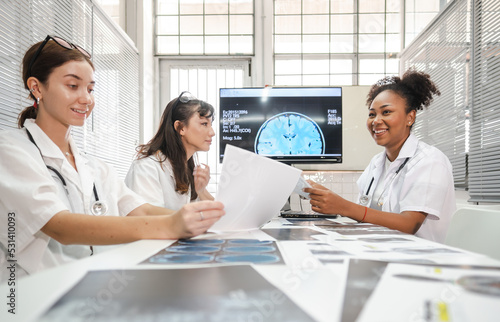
[{"xmin": 445, "ymin": 207, "xmax": 500, "ymax": 260}]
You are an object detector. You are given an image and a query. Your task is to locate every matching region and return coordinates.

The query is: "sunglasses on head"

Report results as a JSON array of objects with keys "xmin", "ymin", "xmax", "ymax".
[
  {"xmin": 27, "ymin": 35, "xmax": 91, "ymax": 77},
  {"xmin": 171, "ymin": 91, "xmax": 197, "ymax": 113}
]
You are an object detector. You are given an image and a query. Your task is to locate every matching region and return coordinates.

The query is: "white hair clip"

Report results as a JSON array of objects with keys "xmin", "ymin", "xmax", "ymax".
[{"xmin": 375, "ymin": 76, "xmax": 397, "ymax": 87}]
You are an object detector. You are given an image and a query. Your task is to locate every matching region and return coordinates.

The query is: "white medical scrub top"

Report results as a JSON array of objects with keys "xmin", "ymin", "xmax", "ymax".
[
  {"xmin": 125, "ymin": 153, "xmax": 192, "ymax": 211},
  {"xmin": 0, "ymin": 119, "xmax": 146, "ymax": 280},
  {"xmin": 356, "ymin": 133, "xmax": 456, "ymax": 243}
]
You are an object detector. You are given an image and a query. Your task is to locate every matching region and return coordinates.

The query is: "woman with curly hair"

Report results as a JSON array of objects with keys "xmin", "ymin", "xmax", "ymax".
[{"xmin": 306, "ymin": 69, "xmax": 455, "ymax": 242}]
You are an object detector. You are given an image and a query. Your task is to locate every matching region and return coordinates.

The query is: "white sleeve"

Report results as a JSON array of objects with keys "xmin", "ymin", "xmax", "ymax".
[
  {"xmin": 0, "ymin": 133, "xmax": 68, "ymax": 253},
  {"xmin": 92, "ymin": 158, "xmax": 146, "ymax": 217},
  {"xmin": 125, "ymin": 158, "xmax": 165, "ymax": 208},
  {"xmin": 398, "ymin": 154, "xmax": 454, "ymax": 220}
]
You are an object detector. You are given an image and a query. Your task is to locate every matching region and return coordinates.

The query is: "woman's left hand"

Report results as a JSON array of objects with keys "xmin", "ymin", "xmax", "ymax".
[{"xmin": 194, "ymin": 164, "xmax": 210, "ymax": 193}]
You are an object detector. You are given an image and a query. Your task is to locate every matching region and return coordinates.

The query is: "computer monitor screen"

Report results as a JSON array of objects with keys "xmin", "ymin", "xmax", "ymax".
[{"xmin": 219, "ymin": 87, "xmax": 342, "ymax": 163}]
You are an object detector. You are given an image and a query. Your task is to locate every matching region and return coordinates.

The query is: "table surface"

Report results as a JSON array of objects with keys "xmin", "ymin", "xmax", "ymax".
[{"xmin": 2, "ymin": 216, "xmax": 500, "ymax": 322}]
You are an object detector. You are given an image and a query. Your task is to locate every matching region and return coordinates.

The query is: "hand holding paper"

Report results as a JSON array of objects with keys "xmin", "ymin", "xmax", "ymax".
[
  {"xmin": 293, "ymin": 176, "xmax": 312, "ymax": 199},
  {"xmin": 210, "ymin": 145, "xmax": 302, "ymax": 231}
]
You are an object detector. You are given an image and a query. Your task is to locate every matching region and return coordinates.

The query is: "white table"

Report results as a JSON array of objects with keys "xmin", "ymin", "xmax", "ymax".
[{"xmin": 2, "ymin": 217, "xmax": 500, "ymax": 322}]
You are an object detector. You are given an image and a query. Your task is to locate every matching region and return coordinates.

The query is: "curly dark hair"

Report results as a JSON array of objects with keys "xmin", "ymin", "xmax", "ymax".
[{"xmin": 366, "ymin": 68, "xmax": 441, "ymax": 113}]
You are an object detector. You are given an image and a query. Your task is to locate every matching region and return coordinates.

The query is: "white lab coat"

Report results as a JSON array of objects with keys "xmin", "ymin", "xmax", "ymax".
[
  {"xmin": 356, "ymin": 133, "xmax": 456, "ymax": 243},
  {"xmin": 125, "ymin": 154, "xmax": 192, "ymax": 211},
  {"xmin": 0, "ymin": 119, "xmax": 145, "ymax": 280}
]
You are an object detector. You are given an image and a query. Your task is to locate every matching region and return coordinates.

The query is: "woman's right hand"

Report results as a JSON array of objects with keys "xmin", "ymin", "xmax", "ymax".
[
  {"xmin": 193, "ymin": 164, "xmax": 211, "ymax": 193},
  {"xmin": 307, "ymin": 180, "xmax": 328, "ymax": 190},
  {"xmin": 304, "ymin": 181, "xmax": 346, "ymax": 215},
  {"xmin": 170, "ymin": 200, "xmax": 225, "ymax": 238},
  {"xmin": 193, "ymin": 164, "xmax": 215, "ymax": 200}
]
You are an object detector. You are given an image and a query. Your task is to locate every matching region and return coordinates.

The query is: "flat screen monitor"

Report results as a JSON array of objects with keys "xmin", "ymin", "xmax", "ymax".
[{"xmin": 219, "ymin": 87, "xmax": 342, "ymax": 163}]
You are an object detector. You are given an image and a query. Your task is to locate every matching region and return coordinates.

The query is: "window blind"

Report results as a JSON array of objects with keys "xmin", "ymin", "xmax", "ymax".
[
  {"xmin": 0, "ymin": 0, "xmax": 139, "ymax": 178},
  {"xmin": 468, "ymin": 0, "xmax": 500, "ymax": 202},
  {"xmin": 399, "ymin": 0, "xmax": 470, "ymax": 188}
]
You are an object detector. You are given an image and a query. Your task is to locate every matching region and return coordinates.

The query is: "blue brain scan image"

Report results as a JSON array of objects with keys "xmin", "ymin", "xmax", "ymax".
[{"xmin": 255, "ymin": 112, "xmax": 325, "ymax": 155}]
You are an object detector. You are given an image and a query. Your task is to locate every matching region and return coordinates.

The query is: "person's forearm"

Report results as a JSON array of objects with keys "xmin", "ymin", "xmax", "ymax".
[
  {"xmin": 41, "ymin": 210, "xmax": 177, "ymax": 245},
  {"xmin": 342, "ymin": 202, "xmax": 425, "ymax": 234},
  {"xmin": 127, "ymin": 203, "xmax": 176, "ymax": 216},
  {"xmin": 198, "ymin": 188, "xmax": 214, "ymax": 201}
]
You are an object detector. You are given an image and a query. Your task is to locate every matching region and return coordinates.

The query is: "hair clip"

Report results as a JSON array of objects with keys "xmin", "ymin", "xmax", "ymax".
[{"xmin": 375, "ymin": 76, "xmax": 397, "ymax": 87}]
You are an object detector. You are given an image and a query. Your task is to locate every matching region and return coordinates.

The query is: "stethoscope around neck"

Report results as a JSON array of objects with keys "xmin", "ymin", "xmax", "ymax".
[
  {"xmin": 359, "ymin": 157, "xmax": 410, "ymax": 207},
  {"xmin": 26, "ymin": 129, "xmax": 108, "ymax": 216}
]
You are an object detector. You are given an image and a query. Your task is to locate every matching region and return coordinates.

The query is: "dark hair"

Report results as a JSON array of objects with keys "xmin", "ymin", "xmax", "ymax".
[
  {"xmin": 18, "ymin": 39, "xmax": 95, "ymax": 128},
  {"xmin": 136, "ymin": 97, "xmax": 215, "ymax": 200},
  {"xmin": 366, "ymin": 68, "xmax": 441, "ymax": 114}
]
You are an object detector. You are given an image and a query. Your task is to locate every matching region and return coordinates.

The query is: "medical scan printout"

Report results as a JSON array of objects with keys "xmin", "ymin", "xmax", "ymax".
[{"xmin": 210, "ymin": 144, "xmax": 301, "ymax": 231}]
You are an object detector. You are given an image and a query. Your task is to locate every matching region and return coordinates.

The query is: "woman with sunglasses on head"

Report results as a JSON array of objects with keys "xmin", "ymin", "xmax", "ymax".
[
  {"xmin": 0, "ymin": 36, "xmax": 224, "ymax": 279},
  {"xmin": 125, "ymin": 92, "xmax": 216, "ymax": 210},
  {"xmin": 305, "ymin": 69, "xmax": 456, "ymax": 243}
]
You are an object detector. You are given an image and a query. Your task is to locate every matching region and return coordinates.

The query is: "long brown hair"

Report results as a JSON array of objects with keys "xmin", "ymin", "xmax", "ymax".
[
  {"xmin": 18, "ymin": 38, "xmax": 94, "ymax": 128},
  {"xmin": 136, "ymin": 97, "xmax": 214, "ymax": 200}
]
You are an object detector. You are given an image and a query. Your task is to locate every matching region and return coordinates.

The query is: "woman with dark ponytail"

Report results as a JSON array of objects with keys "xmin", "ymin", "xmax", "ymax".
[
  {"xmin": 125, "ymin": 92, "xmax": 215, "ymax": 210},
  {"xmin": 306, "ymin": 69, "xmax": 456, "ymax": 243},
  {"xmin": 0, "ymin": 36, "xmax": 224, "ymax": 280}
]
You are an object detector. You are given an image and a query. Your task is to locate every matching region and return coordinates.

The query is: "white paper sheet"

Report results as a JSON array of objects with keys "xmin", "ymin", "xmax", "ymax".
[
  {"xmin": 357, "ymin": 263, "xmax": 500, "ymax": 322},
  {"xmin": 210, "ymin": 144, "xmax": 301, "ymax": 231}
]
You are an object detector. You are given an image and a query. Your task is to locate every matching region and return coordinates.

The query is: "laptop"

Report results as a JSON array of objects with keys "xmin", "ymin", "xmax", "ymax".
[{"xmin": 280, "ymin": 209, "xmax": 339, "ymax": 219}]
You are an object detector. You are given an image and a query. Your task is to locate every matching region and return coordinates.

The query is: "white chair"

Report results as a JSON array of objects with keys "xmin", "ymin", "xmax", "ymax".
[{"xmin": 445, "ymin": 207, "xmax": 500, "ymax": 260}]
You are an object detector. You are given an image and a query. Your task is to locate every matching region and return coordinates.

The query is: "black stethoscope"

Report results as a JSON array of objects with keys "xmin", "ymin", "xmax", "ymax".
[
  {"xmin": 359, "ymin": 157, "xmax": 410, "ymax": 207},
  {"xmin": 26, "ymin": 129, "xmax": 108, "ymax": 217}
]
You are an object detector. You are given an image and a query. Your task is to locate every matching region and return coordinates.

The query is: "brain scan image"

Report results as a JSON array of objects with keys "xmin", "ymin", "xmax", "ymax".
[{"xmin": 255, "ymin": 112, "xmax": 325, "ymax": 155}]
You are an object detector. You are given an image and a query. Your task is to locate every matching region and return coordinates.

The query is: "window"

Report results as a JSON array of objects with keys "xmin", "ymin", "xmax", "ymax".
[
  {"xmin": 405, "ymin": 0, "xmax": 453, "ymax": 47},
  {"xmin": 155, "ymin": 0, "xmax": 254, "ymax": 55},
  {"xmin": 93, "ymin": 0, "xmax": 125, "ymax": 30},
  {"xmin": 274, "ymin": 0, "xmax": 400, "ymax": 86}
]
